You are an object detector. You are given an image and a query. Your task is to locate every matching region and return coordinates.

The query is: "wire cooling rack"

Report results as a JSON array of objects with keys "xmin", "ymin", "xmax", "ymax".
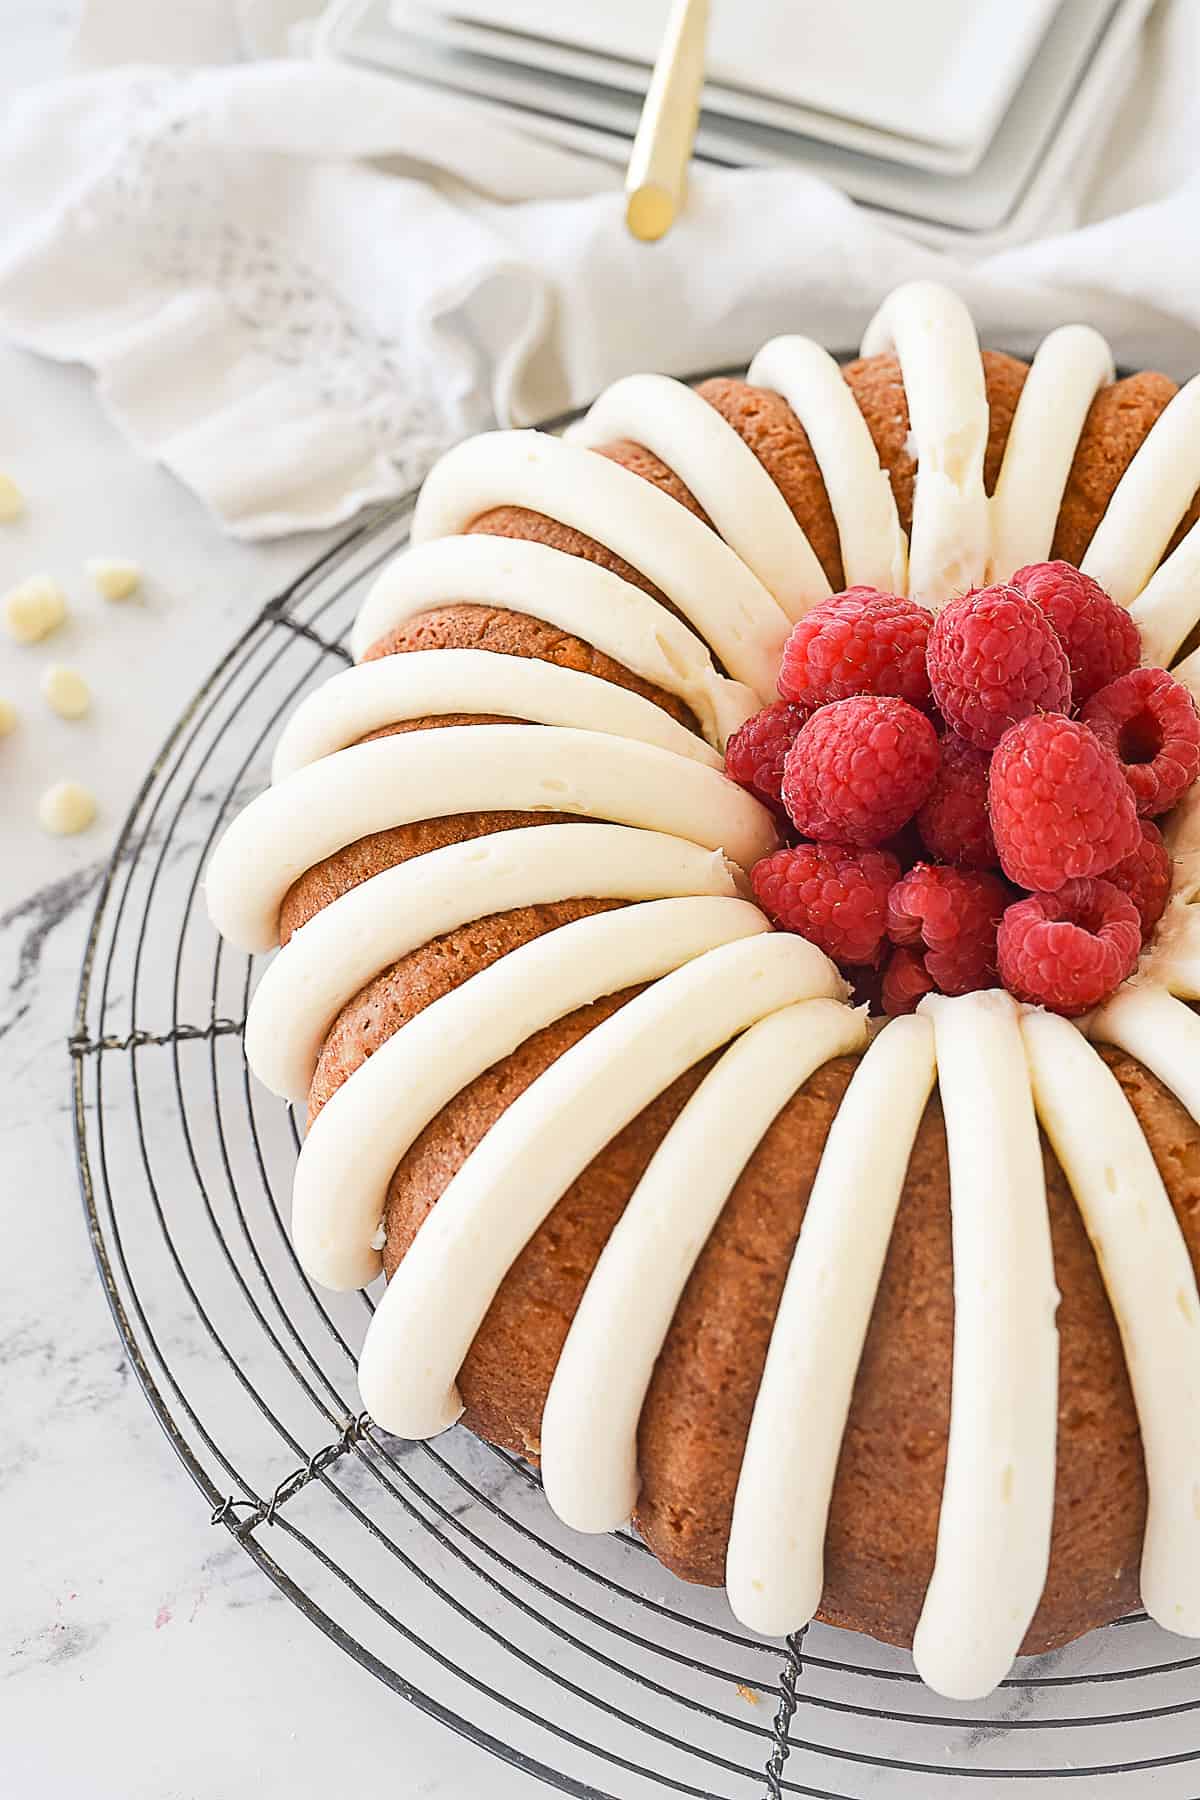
[{"xmin": 72, "ymin": 477, "xmax": 1200, "ymax": 1800}]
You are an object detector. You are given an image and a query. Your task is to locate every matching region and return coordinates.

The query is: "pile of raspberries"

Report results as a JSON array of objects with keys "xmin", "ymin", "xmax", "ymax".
[{"xmin": 726, "ymin": 562, "xmax": 1200, "ymax": 1017}]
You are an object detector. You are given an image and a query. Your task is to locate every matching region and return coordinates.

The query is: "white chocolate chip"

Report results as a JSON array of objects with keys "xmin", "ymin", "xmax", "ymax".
[
  {"xmin": 0, "ymin": 698, "xmax": 17, "ymax": 737},
  {"xmin": 86, "ymin": 557, "xmax": 141, "ymax": 602},
  {"xmin": 3, "ymin": 574, "xmax": 67, "ymax": 644},
  {"xmin": 41, "ymin": 664, "xmax": 91, "ymax": 720},
  {"xmin": 0, "ymin": 474, "xmax": 24, "ymax": 522},
  {"xmin": 39, "ymin": 780, "xmax": 97, "ymax": 836}
]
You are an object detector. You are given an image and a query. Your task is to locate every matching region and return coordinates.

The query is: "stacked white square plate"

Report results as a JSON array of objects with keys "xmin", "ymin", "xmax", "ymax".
[{"xmin": 318, "ymin": 0, "xmax": 1153, "ymax": 247}]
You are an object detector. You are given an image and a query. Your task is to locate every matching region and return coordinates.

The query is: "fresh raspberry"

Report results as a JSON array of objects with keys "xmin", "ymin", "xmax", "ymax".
[
  {"xmin": 724, "ymin": 700, "xmax": 810, "ymax": 812},
  {"xmin": 916, "ymin": 732, "xmax": 997, "ymax": 869},
  {"xmin": 886, "ymin": 862, "xmax": 1010, "ymax": 996},
  {"xmin": 997, "ymin": 879, "xmax": 1142, "ymax": 1016},
  {"xmin": 777, "ymin": 587, "xmax": 932, "ymax": 711},
  {"xmin": 926, "ymin": 584, "xmax": 1072, "ymax": 750},
  {"xmin": 1102, "ymin": 819, "xmax": 1172, "ymax": 943},
  {"xmin": 881, "ymin": 946, "xmax": 935, "ymax": 1016},
  {"xmin": 988, "ymin": 713, "xmax": 1140, "ymax": 891},
  {"xmin": 781, "ymin": 696, "xmax": 940, "ymax": 847},
  {"xmin": 1081, "ymin": 666, "xmax": 1200, "ymax": 817},
  {"xmin": 1010, "ymin": 560, "xmax": 1140, "ymax": 705},
  {"xmin": 750, "ymin": 842, "xmax": 900, "ymax": 966}
]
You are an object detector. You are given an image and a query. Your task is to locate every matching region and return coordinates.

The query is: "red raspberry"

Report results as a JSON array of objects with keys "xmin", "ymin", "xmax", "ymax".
[
  {"xmin": 1081, "ymin": 666, "xmax": 1200, "ymax": 818},
  {"xmin": 926, "ymin": 584, "xmax": 1071, "ymax": 750},
  {"xmin": 724, "ymin": 700, "xmax": 810, "ymax": 811},
  {"xmin": 886, "ymin": 862, "xmax": 1010, "ymax": 996},
  {"xmin": 1010, "ymin": 559, "xmax": 1140, "ymax": 705},
  {"xmin": 781, "ymin": 696, "xmax": 940, "ymax": 847},
  {"xmin": 916, "ymin": 732, "xmax": 997, "ymax": 869},
  {"xmin": 778, "ymin": 587, "xmax": 932, "ymax": 711},
  {"xmin": 1103, "ymin": 819, "xmax": 1172, "ymax": 943},
  {"xmin": 988, "ymin": 713, "xmax": 1140, "ymax": 891},
  {"xmin": 750, "ymin": 842, "xmax": 900, "ymax": 966},
  {"xmin": 997, "ymin": 878, "xmax": 1142, "ymax": 1016},
  {"xmin": 881, "ymin": 946, "xmax": 935, "ymax": 1016}
]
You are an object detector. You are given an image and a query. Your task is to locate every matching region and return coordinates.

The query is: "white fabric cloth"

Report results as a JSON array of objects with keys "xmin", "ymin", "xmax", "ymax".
[{"xmin": 1, "ymin": 0, "xmax": 1199, "ymax": 540}]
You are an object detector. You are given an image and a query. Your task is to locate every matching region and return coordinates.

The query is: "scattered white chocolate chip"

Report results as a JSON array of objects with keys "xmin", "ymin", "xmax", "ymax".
[
  {"xmin": 87, "ymin": 557, "xmax": 141, "ymax": 602},
  {"xmin": 41, "ymin": 664, "xmax": 91, "ymax": 720},
  {"xmin": 39, "ymin": 780, "xmax": 97, "ymax": 836},
  {"xmin": 0, "ymin": 474, "xmax": 24, "ymax": 522},
  {"xmin": 3, "ymin": 574, "xmax": 67, "ymax": 644},
  {"xmin": 0, "ymin": 699, "xmax": 17, "ymax": 737}
]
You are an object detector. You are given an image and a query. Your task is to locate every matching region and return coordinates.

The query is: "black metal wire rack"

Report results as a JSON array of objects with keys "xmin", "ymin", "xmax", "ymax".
[{"xmin": 72, "ymin": 474, "xmax": 1200, "ymax": 1800}]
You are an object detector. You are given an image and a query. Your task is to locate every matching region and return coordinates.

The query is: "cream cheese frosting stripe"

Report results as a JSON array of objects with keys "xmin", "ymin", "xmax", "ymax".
[
  {"xmin": 1143, "ymin": 886, "xmax": 1200, "ymax": 999},
  {"xmin": 988, "ymin": 325, "xmax": 1113, "ymax": 580},
  {"xmin": 410, "ymin": 430, "xmax": 792, "ymax": 700},
  {"xmin": 356, "ymin": 931, "xmax": 848, "ymax": 1439},
  {"xmin": 1090, "ymin": 983, "xmax": 1200, "ymax": 1125},
  {"xmin": 295, "ymin": 897, "xmax": 772, "ymax": 1290},
  {"xmin": 726, "ymin": 1013, "xmax": 936, "ymax": 1638},
  {"xmin": 1129, "ymin": 522, "xmax": 1200, "ymax": 669},
  {"xmin": 912, "ymin": 990, "xmax": 1059, "ymax": 1701},
  {"xmin": 1083, "ymin": 374, "xmax": 1200, "ymax": 605},
  {"xmin": 569, "ymin": 371, "xmax": 833, "ymax": 621},
  {"xmin": 747, "ymin": 335, "xmax": 908, "ymax": 596},
  {"xmin": 269, "ymin": 650, "xmax": 722, "ymax": 780},
  {"xmin": 860, "ymin": 281, "xmax": 990, "ymax": 607},
  {"xmin": 206, "ymin": 726, "xmax": 780, "ymax": 954},
  {"xmin": 1021, "ymin": 1010, "xmax": 1200, "ymax": 1637},
  {"xmin": 246, "ymin": 826, "xmax": 747, "ymax": 1103},
  {"xmin": 541, "ymin": 997, "xmax": 869, "ymax": 1536},
  {"xmin": 350, "ymin": 534, "xmax": 757, "ymax": 750}
]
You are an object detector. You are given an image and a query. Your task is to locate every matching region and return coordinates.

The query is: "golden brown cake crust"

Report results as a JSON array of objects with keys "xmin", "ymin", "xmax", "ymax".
[
  {"xmin": 1052, "ymin": 371, "xmax": 1200, "ymax": 566},
  {"xmin": 284, "ymin": 342, "xmax": 1200, "ymax": 1663},
  {"xmin": 695, "ymin": 377, "xmax": 846, "ymax": 590}
]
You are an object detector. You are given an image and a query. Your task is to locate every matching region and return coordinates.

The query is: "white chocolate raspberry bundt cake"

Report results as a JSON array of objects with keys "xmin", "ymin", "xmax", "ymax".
[{"xmin": 207, "ymin": 282, "xmax": 1200, "ymax": 1701}]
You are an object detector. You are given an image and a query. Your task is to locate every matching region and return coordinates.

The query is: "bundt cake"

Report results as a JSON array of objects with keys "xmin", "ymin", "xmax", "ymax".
[{"xmin": 206, "ymin": 281, "xmax": 1200, "ymax": 1701}]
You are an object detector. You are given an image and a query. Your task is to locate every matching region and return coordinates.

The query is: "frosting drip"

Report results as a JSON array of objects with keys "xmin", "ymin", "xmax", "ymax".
[
  {"xmin": 541, "ymin": 997, "xmax": 868, "ymax": 1536},
  {"xmin": 726, "ymin": 1013, "xmax": 935, "ymax": 1637},
  {"xmin": 860, "ymin": 282, "xmax": 990, "ymax": 606},
  {"xmin": 912, "ymin": 990, "xmax": 1059, "ymax": 1701},
  {"xmin": 1022, "ymin": 1009, "xmax": 1200, "ymax": 1637}
]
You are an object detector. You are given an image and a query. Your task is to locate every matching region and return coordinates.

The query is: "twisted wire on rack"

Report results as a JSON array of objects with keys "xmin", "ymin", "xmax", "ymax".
[{"xmin": 72, "ymin": 410, "xmax": 1200, "ymax": 1800}]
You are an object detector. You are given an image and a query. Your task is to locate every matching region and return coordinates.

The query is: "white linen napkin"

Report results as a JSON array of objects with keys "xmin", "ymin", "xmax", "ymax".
[{"xmin": 1, "ymin": 0, "xmax": 1198, "ymax": 541}]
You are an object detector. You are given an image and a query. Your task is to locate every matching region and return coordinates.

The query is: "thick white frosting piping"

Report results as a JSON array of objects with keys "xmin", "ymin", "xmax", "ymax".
[
  {"xmin": 1143, "ymin": 885, "xmax": 1200, "ymax": 999},
  {"xmin": 269, "ymin": 650, "xmax": 721, "ymax": 780},
  {"xmin": 295, "ymin": 896, "xmax": 773, "ymax": 1290},
  {"xmin": 206, "ymin": 726, "xmax": 779, "ymax": 954},
  {"xmin": 246, "ymin": 826, "xmax": 745, "ymax": 1103},
  {"xmin": 912, "ymin": 990, "xmax": 1059, "ymax": 1701},
  {"xmin": 1129, "ymin": 518, "xmax": 1200, "ymax": 668},
  {"xmin": 988, "ymin": 325, "xmax": 1113, "ymax": 580},
  {"xmin": 410, "ymin": 430, "xmax": 792, "ymax": 699},
  {"xmin": 1089, "ymin": 982, "xmax": 1200, "ymax": 1124},
  {"xmin": 860, "ymin": 282, "xmax": 990, "ymax": 607},
  {"xmin": 569, "ymin": 371, "xmax": 832, "ymax": 621},
  {"xmin": 541, "ymin": 998, "xmax": 868, "ymax": 1536},
  {"xmin": 726, "ymin": 1013, "xmax": 936, "ymax": 1637},
  {"xmin": 1021, "ymin": 1009, "xmax": 1200, "ymax": 1637},
  {"xmin": 1083, "ymin": 374, "xmax": 1200, "ymax": 605},
  {"xmin": 357, "ymin": 931, "xmax": 848, "ymax": 1438},
  {"xmin": 747, "ymin": 334, "xmax": 908, "ymax": 596},
  {"xmin": 349, "ymin": 534, "xmax": 756, "ymax": 749}
]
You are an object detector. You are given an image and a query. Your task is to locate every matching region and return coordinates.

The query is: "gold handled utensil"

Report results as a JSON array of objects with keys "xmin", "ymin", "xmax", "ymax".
[{"xmin": 625, "ymin": 0, "xmax": 710, "ymax": 242}]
